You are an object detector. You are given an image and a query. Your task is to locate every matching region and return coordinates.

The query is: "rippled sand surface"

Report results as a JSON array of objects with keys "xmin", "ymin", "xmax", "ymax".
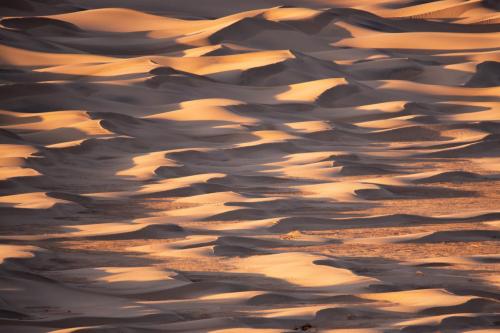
[{"xmin": 1, "ymin": 0, "xmax": 500, "ymax": 332}]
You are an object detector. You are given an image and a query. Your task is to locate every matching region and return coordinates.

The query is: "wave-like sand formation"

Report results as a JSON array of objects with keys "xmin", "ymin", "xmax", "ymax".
[{"xmin": 0, "ymin": 0, "xmax": 499, "ymax": 332}]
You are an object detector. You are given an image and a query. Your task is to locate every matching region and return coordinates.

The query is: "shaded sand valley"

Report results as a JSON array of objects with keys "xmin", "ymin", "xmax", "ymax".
[{"xmin": 1, "ymin": 0, "xmax": 500, "ymax": 332}]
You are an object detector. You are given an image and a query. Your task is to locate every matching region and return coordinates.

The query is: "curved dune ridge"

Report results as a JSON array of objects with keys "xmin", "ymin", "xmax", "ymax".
[{"xmin": 0, "ymin": 0, "xmax": 499, "ymax": 332}]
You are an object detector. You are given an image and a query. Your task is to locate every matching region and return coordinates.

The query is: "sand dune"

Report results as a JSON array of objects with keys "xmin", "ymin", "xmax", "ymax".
[{"xmin": 0, "ymin": 0, "xmax": 499, "ymax": 332}]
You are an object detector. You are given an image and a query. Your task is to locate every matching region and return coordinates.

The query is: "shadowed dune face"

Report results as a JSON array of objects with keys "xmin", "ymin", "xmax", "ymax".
[{"xmin": 0, "ymin": 0, "xmax": 499, "ymax": 332}]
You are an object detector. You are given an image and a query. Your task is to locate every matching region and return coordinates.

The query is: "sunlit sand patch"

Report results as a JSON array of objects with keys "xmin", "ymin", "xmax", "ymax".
[
  {"xmin": 234, "ymin": 252, "xmax": 378, "ymax": 289},
  {"xmin": 0, "ymin": 143, "xmax": 40, "ymax": 180},
  {"xmin": 116, "ymin": 151, "xmax": 179, "ymax": 180},
  {"xmin": 0, "ymin": 244, "xmax": 41, "ymax": 264},
  {"xmin": 0, "ymin": 192, "xmax": 70, "ymax": 209},
  {"xmin": 360, "ymin": 288, "xmax": 475, "ymax": 312}
]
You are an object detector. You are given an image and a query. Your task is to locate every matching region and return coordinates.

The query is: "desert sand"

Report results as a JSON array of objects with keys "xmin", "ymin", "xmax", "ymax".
[{"xmin": 0, "ymin": 0, "xmax": 499, "ymax": 332}]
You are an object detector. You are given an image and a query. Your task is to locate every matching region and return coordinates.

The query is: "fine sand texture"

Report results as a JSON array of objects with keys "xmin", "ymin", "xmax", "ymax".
[{"xmin": 1, "ymin": 0, "xmax": 500, "ymax": 332}]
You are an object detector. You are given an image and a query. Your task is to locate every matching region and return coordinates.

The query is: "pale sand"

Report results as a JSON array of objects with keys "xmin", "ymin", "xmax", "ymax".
[{"xmin": 0, "ymin": 0, "xmax": 499, "ymax": 332}]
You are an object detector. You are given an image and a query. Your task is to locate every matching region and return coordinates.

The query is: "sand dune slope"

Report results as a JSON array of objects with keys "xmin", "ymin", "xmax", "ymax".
[{"xmin": 0, "ymin": 0, "xmax": 499, "ymax": 332}]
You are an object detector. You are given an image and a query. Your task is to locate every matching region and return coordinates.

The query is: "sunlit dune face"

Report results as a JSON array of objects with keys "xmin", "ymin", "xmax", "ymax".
[
  {"xmin": 0, "ymin": 44, "xmax": 115, "ymax": 66},
  {"xmin": 275, "ymin": 78, "xmax": 348, "ymax": 102},
  {"xmin": 0, "ymin": 244, "xmax": 40, "ymax": 264},
  {"xmin": 0, "ymin": 144, "xmax": 37, "ymax": 158},
  {"xmin": 152, "ymin": 50, "xmax": 295, "ymax": 76},
  {"xmin": 49, "ymin": 8, "xmax": 202, "ymax": 33},
  {"xmin": 0, "ymin": 192, "xmax": 68, "ymax": 209},
  {"xmin": 336, "ymin": 31, "xmax": 500, "ymax": 50},
  {"xmin": 262, "ymin": 7, "xmax": 321, "ymax": 22}
]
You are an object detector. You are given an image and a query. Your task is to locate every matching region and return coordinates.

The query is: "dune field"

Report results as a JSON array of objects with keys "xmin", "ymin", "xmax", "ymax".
[{"xmin": 1, "ymin": 0, "xmax": 500, "ymax": 332}]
